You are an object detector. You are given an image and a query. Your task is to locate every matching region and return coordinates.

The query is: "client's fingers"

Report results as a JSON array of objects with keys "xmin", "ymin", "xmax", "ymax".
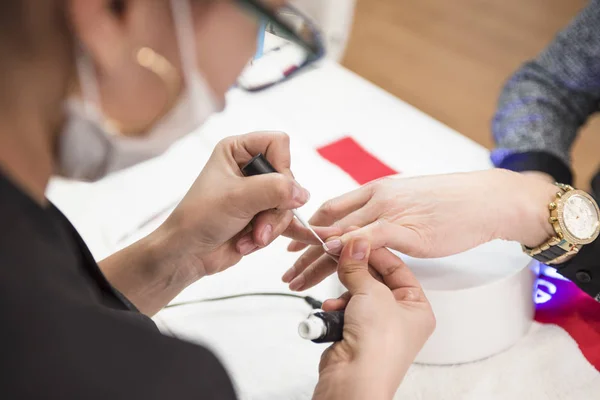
[
  {"xmin": 288, "ymin": 253, "xmax": 338, "ymax": 291},
  {"xmin": 287, "ymin": 186, "xmax": 373, "ymax": 252},
  {"xmin": 282, "ymin": 219, "xmax": 342, "ymax": 246},
  {"xmin": 287, "ymin": 251, "xmax": 383, "ymax": 292},
  {"xmin": 287, "ymin": 240, "xmax": 310, "ymax": 252},
  {"xmin": 282, "ymin": 244, "xmax": 325, "ymax": 283},
  {"xmin": 323, "ymin": 221, "xmax": 423, "ymax": 257}
]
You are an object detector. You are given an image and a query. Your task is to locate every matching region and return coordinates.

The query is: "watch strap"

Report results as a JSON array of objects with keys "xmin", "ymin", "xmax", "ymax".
[
  {"xmin": 523, "ymin": 183, "xmax": 579, "ymax": 265},
  {"xmin": 524, "ymin": 238, "xmax": 577, "ymax": 265}
]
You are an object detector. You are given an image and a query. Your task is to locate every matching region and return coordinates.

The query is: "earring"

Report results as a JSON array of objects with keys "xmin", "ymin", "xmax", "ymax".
[{"xmin": 136, "ymin": 47, "xmax": 173, "ymax": 79}]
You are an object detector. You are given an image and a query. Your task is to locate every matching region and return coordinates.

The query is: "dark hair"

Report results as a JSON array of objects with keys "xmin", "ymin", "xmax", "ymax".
[
  {"xmin": 0, "ymin": 1, "xmax": 31, "ymax": 52},
  {"xmin": 0, "ymin": 0, "xmax": 75, "ymax": 111},
  {"xmin": 0, "ymin": 0, "xmax": 74, "ymax": 57}
]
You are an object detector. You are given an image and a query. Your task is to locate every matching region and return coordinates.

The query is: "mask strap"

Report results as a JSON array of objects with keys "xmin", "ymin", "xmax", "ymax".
[
  {"xmin": 75, "ymin": 45, "xmax": 123, "ymax": 135},
  {"xmin": 170, "ymin": 0, "xmax": 202, "ymax": 112},
  {"xmin": 75, "ymin": 46, "xmax": 102, "ymax": 119}
]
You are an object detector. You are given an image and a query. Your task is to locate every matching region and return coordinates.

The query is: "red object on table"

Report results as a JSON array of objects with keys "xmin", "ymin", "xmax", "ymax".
[
  {"xmin": 317, "ymin": 136, "xmax": 398, "ymax": 185},
  {"xmin": 535, "ymin": 275, "xmax": 600, "ymax": 370},
  {"xmin": 317, "ymin": 135, "xmax": 600, "ymax": 371}
]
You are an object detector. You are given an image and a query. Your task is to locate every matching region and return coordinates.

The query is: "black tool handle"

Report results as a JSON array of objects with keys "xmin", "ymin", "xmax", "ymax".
[
  {"xmin": 312, "ymin": 310, "xmax": 345, "ymax": 343},
  {"xmin": 241, "ymin": 153, "xmax": 278, "ymax": 176}
]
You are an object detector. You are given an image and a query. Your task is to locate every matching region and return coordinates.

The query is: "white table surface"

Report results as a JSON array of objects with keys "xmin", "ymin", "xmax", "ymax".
[{"xmin": 47, "ymin": 61, "xmax": 599, "ymax": 399}]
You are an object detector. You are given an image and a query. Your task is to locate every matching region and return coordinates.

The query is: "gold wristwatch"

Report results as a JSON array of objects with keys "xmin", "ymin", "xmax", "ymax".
[{"xmin": 523, "ymin": 183, "xmax": 600, "ymax": 265}]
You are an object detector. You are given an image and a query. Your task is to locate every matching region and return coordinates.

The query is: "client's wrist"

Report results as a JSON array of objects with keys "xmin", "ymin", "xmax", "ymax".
[
  {"xmin": 519, "ymin": 170, "xmax": 555, "ymax": 183},
  {"xmin": 496, "ymin": 170, "xmax": 557, "ymax": 247}
]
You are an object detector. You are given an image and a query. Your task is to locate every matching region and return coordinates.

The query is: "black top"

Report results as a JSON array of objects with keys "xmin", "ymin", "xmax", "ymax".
[
  {"xmin": 558, "ymin": 238, "xmax": 600, "ymax": 301},
  {"xmin": 0, "ymin": 172, "xmax": 237, "ymax": 399},
  {"xmin": 496, "ymin": 151, "xmax": 600, "ymax": 301}
]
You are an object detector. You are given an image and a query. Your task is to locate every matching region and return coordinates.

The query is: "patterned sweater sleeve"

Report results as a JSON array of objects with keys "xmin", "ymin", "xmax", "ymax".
[{"xmin": 491, "ymin": 0, "xmax": 600, "ymax": 184}]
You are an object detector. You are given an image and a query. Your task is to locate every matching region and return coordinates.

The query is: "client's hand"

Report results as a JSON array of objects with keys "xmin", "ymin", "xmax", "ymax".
[
  {"xmin": 313, "ymin": 238, "xmax": 435, "ymax": 400},
  {"xmin": 155, "ymin": 131, "xmax": 334, "ymax": 278},
  {"xmin": 283, "ymin": 169, "xmax": 557, "ymax": 291}
]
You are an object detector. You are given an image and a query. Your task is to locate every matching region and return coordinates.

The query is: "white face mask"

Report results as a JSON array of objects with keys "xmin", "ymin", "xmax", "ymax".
[{"xmin": 58, "ymin": 0, "xmax": 219, "ymax": 181}]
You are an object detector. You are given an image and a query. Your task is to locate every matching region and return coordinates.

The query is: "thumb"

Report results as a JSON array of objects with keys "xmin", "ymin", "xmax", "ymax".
[
  {"xmin": 233, "ymin": 173, "xmax": 310, "ymax": 217},
  {"xmin": 337, "ymin": 237, "xmax": 378, "ymax": 295}
]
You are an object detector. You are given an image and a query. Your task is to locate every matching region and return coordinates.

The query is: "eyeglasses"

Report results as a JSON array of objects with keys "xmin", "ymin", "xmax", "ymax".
[{"xmin": 234, "ymin": 0, "xmax": 326, "ymax": 91}]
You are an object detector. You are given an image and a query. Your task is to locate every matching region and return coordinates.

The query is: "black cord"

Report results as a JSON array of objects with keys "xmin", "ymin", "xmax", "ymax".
[{"xmin": 164, "ymin": 292, "xmax": 323, "ymax": 310}]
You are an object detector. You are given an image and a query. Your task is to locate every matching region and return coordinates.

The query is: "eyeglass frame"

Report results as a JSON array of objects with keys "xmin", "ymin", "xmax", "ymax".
[{"xmin": 233, "ymin": 0, "xmax": 326, "ymax": 91}]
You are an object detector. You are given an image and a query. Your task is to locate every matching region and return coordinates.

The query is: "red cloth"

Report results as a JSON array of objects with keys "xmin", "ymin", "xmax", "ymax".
[
  {"xmin": 317, "ymin": 136, "xmax": 600, "ymax": 371},
  {"xmin": 535, "ymin": 273, "xmax": 600, "ymax": 370},
  {"xmin": 317, "ymin": 137, "xmax": 397, "ymax": 185}
]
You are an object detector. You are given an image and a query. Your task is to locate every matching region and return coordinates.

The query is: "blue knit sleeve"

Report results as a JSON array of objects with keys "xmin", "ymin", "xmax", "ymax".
[{"xmin": 492, "ymin": 0, "xmax": 600, "ymax": 171}]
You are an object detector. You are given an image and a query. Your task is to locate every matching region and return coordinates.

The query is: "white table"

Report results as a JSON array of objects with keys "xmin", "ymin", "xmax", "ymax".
[{"xmin": 48, "ymin": 61, "xmax": 599, "ymax": 399}]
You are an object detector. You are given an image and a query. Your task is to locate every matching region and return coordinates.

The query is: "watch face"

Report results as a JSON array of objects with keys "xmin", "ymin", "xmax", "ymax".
[{"xmin": 563, "ymin": 194, "xmax": 600, "ymax": 240}]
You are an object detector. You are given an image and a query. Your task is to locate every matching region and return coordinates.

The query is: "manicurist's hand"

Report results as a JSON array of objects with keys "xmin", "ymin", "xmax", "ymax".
[
  {"xmin": 160, "ymin": 131, "xmax": 336, "ymax": 276},
  {"xmin": 283, "ymin": 169, "xmax": 558, "ymax": 291},
  {"xmin": 313, "ymin": 238, "xmax": 435, "ymax": 400},
  {"xmin": 102, "ymin": 132, "xmax": 336, "ymax": 315}
]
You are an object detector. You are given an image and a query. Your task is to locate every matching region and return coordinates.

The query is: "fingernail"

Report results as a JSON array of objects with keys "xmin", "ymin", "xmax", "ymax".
[
  {"xmin": 238, "ymin": 236, "xmax": 257, "ymax": 256},
  {"xmin": 289, "ymin": 275, "xmax": 305, "ymax": 291},
  {"xmin": 293, "ymin": 184, "xmax": 310, "ymax": 204},
  {"xmin": 260, "ymin": 225, "xmax": 272, "ymax": 246},
  {"xmin": 323, "ymin": 239, "xmax": 342, "ymax": 254},
  {"xmin": 352, "ymin": 239, "xmax": 369, "ymax": 260},
  {"xmin": 402, "ymin": 290, "xmax": 418, "ymax": 302},
  {"xmin": 282, "ymin": 266, "xmax": 295, "ymax": 283}
]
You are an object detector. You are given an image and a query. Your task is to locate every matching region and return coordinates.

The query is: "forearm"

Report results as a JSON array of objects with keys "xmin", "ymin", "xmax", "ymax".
[
  {"xmin": 491, "ymin": 61, "xmax": 589, "ymax": 168},
  {"xmin": 492, "ymin": 0, "xmax": 600, "ymax": 174},
  {"xmin": 99, "ymin": 225, "xmax": 202, "ymax": 316}
]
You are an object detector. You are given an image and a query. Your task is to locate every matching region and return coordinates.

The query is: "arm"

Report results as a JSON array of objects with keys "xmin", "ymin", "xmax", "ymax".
[
  {"xmin": 284, "ymin": 170, "xmax": 600, "ymax": 300},
  {"xmin": 491, "ymin": 0, "xmax": 600, "ymax": 183},
  {"xmin": 283, "ymin": 170, "xmax": 557, "ymax": 287},
  {"xmin": 4, "ymin": 296, "xmax": 237, "ymax": 399},
  {"xmin": 98, "ymin": 225, "xmax": 199, "ymax": 317}
]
